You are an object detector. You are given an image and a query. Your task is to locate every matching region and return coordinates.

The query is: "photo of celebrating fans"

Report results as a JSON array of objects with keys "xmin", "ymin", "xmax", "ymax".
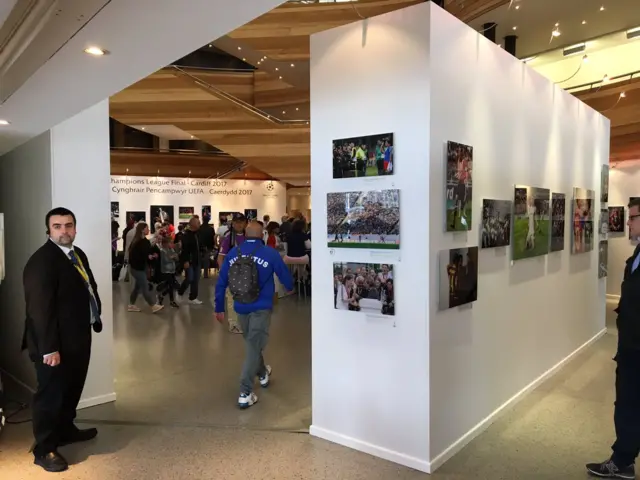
[
  {"xmin": 512, "ymin": 185, "xmax": 550, "ymax": 261},
  {"xmin": 333, "ymin": 263, "xmax": 395, "ymax": 316},
  {"xmin": 446, "ymin": 141, "xmax": 473, "ymax": 231},
  {"xmin": 150, "ymin": 205, "xmax": 174, "ymax": 233},
  {"xmin": 244, "ymin": 209, "xmax": 258, "ymax": 221},
  {"xmin": 601, "ymin": 165, "xmax": 609, "ymax": 203},
  {"xmin": 438, "ymin": 246, "xmax": 478, "ymax": 310},
  {"xmin": 481, "ymin": 199, "xmax": 511, "ymax": 248},
  {"xmin": 572, "ymin": 187, "xmax": 595, "ymax": 254},
  {"xmin": 332, "ymin": 133, "xmax": 394, "ymax": 179},
  {"xmin": 551, "ymin": 193, "xmax": 566, "ymax": 252},
  {"xmin": 327, "ymin": 189, "xmax": 400, "ymax": 249},
  {"xmin": 599, "ymin": 240, "xmax": 608, "ymax": 279},
  {"xmin": 608, "ymin": 206, "xmax": 625, "ymax": 233}
]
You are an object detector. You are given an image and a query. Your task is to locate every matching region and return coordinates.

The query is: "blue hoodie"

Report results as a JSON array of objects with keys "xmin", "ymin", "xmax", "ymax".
[{"xmin": 215, "ymin": 239, "xmax": 294, "ymax": 314}]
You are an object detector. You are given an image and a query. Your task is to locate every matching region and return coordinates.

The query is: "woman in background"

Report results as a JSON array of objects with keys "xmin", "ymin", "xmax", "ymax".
[
  {"xmin": 335, "ymin": 274, "xmax": 353, "ymax": 311},
  {"xmin": 157, "ymin": 234, "xmax": 179, "ymax": 308},
  {"xmin": 127, "ymin": 222, "xmax": 164, "ymax": 313}
]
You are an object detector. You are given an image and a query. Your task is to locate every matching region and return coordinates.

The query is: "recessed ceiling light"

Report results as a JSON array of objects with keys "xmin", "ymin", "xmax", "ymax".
[
  {"xmin": 0, "ymin": 119, "xmax": 10, "ymax": 125},
  {"xmin": 620, "ymin": 92, "xmax": 626, "ymax": 98},
  {"xmin": 515, "ymin": 5, "xmax": 520, "ymax": 9},
  {"xmin": 237, "ymin": 46, "xmax": 241, "ymax": 50},
  {"xmin": 291, "ymin": 63, "xmax": 294, "ymax": 67},
  {"xmin": 242, "ymin": 58, "xmax": 246, "ymax": 61},
  {"xmin": 209, "ymin": 44, "xmax": 212, "ymax": 48},
  {"xmin": 191, "ymin": 135, "xmax": 195, "ymax": 139},
  {"xmin": 84, "ymin": 46, "xmax": 106, "ymax": 56},
  {"xmin": 600, "ymin": 6, "xmax": 605, "ymax": 11},
  {"xmin": 555, "ymin": 22, "xmax": 560, "ymax": 27},
  {"xmin": 582, "ymin": 20, "xmax": 587, "ymax": 24},
  {"xmin": 296, "ymin": 107, "xmax": 299, "ymax": 111},
  {"xmin": 282, "ymin": 111, "xmax": 286, "ymax": 114},
  {"xmin": 141, "ymin": 127, "xmax": 145, "ymax": 130},
  {"xmin": 279, "ymin": 76, "xmax": 282, "ymax": 79},
  {"xmin": 275, "ymin": 67, "xmax": 279, "ymax": 71},
  {"xmin": 552, "ymin": 29, "xmax": 561, "ymax": 37},
  {"xmin": 512, "ymin": 26, "xmax": 517, "ymax": 30}
]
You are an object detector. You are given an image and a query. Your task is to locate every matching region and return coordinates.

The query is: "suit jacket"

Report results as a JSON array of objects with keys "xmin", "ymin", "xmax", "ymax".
[
  {"xmin": 22, "ymin": 240, "xmax": 102, "ymax": 359},
  {"xmin": 616, "ymin": 244, "xmax": 640, "ymax": 351}
]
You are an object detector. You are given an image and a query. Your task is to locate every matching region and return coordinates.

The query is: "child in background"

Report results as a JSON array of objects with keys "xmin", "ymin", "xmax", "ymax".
[{"xmin": 158, "ymin": 232, "xmax": 179, "ymax": 308}]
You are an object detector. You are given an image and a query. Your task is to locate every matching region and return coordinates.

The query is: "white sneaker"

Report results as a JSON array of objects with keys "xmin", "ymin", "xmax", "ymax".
[
  {"xmin": 189, "ymin": 299, "xmax": 203, "ymax": 305},
  {"xmin": 238, "ymin": 392, "xmax": 258, "ymax": 409},
  {"xmin": 127, "ymin": 305, "xmax": 141, "ymax": 312},
  {"xmin": 151, "ymin": 304, "xmax": 164, "ymax": 313},
  {"xmin": 259, "ymin": 365, "xmax": 272, "ymax": 388}
]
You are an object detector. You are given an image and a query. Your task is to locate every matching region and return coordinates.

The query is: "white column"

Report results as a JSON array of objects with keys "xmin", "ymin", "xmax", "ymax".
[{"xmin": 50, "ymin": 100, "xmax": 115, "ymax": 408}]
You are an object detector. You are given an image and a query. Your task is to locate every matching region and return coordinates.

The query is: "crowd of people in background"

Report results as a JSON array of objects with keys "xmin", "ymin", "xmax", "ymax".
[
  {"xmin": 327, "ymin": 191, "xmax": 399, "ymax": 240},
  {"xmin": 334, "ymin": 264, "xmax": 394, "ymax": 315}
]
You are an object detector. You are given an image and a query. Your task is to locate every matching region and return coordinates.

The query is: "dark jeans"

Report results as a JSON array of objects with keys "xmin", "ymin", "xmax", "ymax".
[
  {"xmin": 178, "ymin": 265, "xmax": 200, "ymax": 300},
  {"xmin": 238, "ymin": 310, "xmax": 271, "ymax": 394},
  {"xmin": 32, "ymin": 347, "xmax": 90, "ymax": 456},
  {"xmin": 158, "ymin": 272, "xmax": 177, "ymax": 302},
  {"xmin": 612, "ymin": 350, "xmax": 640, "ymax": 466},
  {"xmin": 203, "ymin": 249, "xmax": 212, "ymax": 278}
]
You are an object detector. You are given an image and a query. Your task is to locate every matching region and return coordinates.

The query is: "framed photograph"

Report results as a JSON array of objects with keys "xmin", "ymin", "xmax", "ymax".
[
  {"xmin": 438, "ymin": 246, "xmax": 478, "ymax": 310},
  {"xmin": 599, "ymin": 240, "xmax": 608, "ymax": 278},
  {"xmin": 244, "ymin": 209, "xmax": 258, "ymax": 221},
  {"xmin": 446, "ymin": 141, "xmax": 473, "ymax": 231},
  {"xmin": 332, "ymin": 133, "xmax": 394, "ymax": 179},
  {"xmin": 150, "ymin": 205, "xmax": 174, "ymax": 232},
  {"xmin": 219, "ymin": 211, "xmax": 242, "ymax": 225},
  {"xmin": 126, "ymin": 211, "xmax": 146, "ymax": 223},
  {"xmin": 551, "ymin": 193, "xmax": 566, "ymax": 252},
  {"xmin": 111, "ymin": 202, "xmax": 120, "ymax": 220},
  {"xmin": 178, "ymin": 206, "xmax": 195, "ymax": 221},
  {"xmin": 481, "ymin": 199, "xmax": 511, "ymax": 248},
  {"xmin": 202, "ymin": 205, "xmax": 211, "ymax": 222},
  {"xmin": 512, "ymin": 185, "xmax": 550, "ymax": 260},
  {"xmin": 609, "ymin": 206, "xmax": 625, "ymax": 233},
  {"xmin": 601, "ymin": 165, "xmax": 609, "ymax": 203},
  {"xmin": 327, "ymin": 189, "xmax": 399, "ymax": 250},
  {"xmin": 333, "ymin": 262, "xmax": 394, "ymax": 316},
  {"xmin": 572, "ymin": 188, "xmax": 595, "ymax": 254},
  {"xmin": 600, "ymin": 209, "xmax": 609, "ymax": 235}
]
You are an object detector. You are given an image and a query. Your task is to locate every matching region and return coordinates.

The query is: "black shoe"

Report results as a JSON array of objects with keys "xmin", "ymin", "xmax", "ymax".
[
  {"xmin": 59, "ymin": 427, "xmax": 98, "ymax": 447},
  {"xmin": 34, "ymin": 451, "xmax": 68, "ymax": 472},
  {"xmin": 586, "ymin": 459, "xmax": 635, "ymax": 478},
  {"xmin": 158, "ymin": 295, "xmax": 164, "ymax": 305},
  {"xmin": 170, "ymin": 301, "xmax": 179, "ymax": 308}
]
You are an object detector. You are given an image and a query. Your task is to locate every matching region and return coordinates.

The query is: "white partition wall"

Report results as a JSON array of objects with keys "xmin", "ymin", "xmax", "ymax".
[{"xmin": 310, "ymin": 2, "xmax": 609, "ymax": 473}]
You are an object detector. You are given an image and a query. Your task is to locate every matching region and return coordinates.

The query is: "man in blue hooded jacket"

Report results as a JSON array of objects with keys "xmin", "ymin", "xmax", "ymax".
[{"xmin": 214, "ymin": 221, "xmax": 294, "ymax": 408}]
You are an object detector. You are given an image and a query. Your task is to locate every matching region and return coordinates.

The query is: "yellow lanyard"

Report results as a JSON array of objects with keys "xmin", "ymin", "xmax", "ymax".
[{"xmin": 71, "ymin": 251, "xmax": 90, "ymax": 284}]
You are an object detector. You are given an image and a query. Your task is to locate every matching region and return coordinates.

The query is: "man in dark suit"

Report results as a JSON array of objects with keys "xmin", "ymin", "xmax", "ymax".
[
  {"xmin": 587, "ymin": 198, "xmax": 640, "ymax": 479},
  {"xmin": 23, "ymin": 207, "xmax": 103, "ymax": 473}
]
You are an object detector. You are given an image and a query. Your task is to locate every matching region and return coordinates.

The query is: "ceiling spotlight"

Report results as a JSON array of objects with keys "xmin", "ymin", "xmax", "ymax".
[
  {"xmin": 275, "ymin": 67, "xmax": 279, "ymax": 71},
  {"xmin": 0, "ymin": 119, "xmax": 10, "ymax": 125},
  {"xmin": 84, "ymin": 46, "xmax": 106, "ymax": 56},
  {"xmin": 515, "ymin": 5, "xmax": 520, "ymax": 9},
  {"xmin": 552, "ymin": 28, "xmax": 561, "ymax": 37},
  {"xmin": 282, "ymin": 111, "xmax": 286, "ymax": 114},
  {"xmin": 242, "ymin": 57, "xmax": 246, "ymax": 61},
  {"xmin": 603, "ymin": 74, "xmax": 610, "ymax": 83},
  {"xmin": 555, "ymin": 22, "xmax": 560, "ymax": 27},
  {"xmin": 237, "ymin": 46, "xmax": 241, "ymax": 50},
  {"xmin": 600, "ymin": 5, "xmax": 605, "ymax": 11},
  {"xmin": 141, "ymin": 127, "xmax": 145, "ymax": 130},
  {"xmin": 582, "ymin": 20, "xmax": 587, "ymax": 25},
  {"xmin": 209, "ymin": 44, "xmax": 212, "ymax": 48},
  {"xmin": 512, "ymin": 26, "xmax": 517, "ymax": 31},
  {"xmin": 582, "ymin": 54, "xmax": 589, "ymax": 62},
  {"xmin": 191, "ymin": 135, "xmax": 195, "ymax": 139},
  {"xmin": 296, "ymin": 107, "xmax": 299, "ymax": 111},
  {"xmin": 620, "ymin": 92, "xmax": 627, "ymax": 98},
  {"xmin": 279, "ymin": 76, "xmax": 282, "ymax": 79},
  {"xmin": 291, "ymin": 63, "xmax": 295, "ymax": 67}
]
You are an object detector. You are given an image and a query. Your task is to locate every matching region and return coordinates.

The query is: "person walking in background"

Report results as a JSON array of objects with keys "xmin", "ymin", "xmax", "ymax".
[
  {"xmin": 199, "ymin": 214, "xmax": 215, "ymax": 278},
  {"xmin": 219, "ymin": 214, "xmax": 248, "ymax": 333},
  {"xmin": 22, "ymin": 208, "xmax": 104, "ymax": 473},
  {"xmin": 214, "ymin": 221, "xmax": 293, "ymax": 409},
  {"xmin": 157, "ymin": 234, "xmax": 179, "ymax": 308},
  {"xmin": 177, "ymin": 216, "xmax": 203, "ymax": 305},
  {"xmin": 587, "ymin": 198, "xmax": 640, "ymax": 479},
  {"xmin": 127, "ymin": 222, "xmax": 163, "ymax": 313}
]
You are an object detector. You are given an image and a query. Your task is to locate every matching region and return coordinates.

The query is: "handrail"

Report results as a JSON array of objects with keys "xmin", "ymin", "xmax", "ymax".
[
  {"xmin": 170, "ymin": 63, "xmax": 255, "ymax": 73},
  {"xmin": 170, "ymin": 65, "xmax": 310, "ymax": 125},
  {"xmin": 110, "ymin": 146, "xmax": 232, "ymax": 157},
  {"xmin": 565, "ymin": 69, "xmax": 640, "ymax": 93}
]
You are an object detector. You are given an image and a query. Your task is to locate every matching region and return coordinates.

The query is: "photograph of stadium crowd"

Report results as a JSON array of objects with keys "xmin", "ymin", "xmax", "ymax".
[
  {"xmin": 572, "ymin": 188, "xmax": 595, "ymax": 254},
  {"xmin": 439, "ymin": 246, "xmax": 478, "ymax": 310},
  {"xmin": 334, "ymin": 263, "xmax": 395, "ymax": 316},
  {"xmin": 446, "ymin": 141, "xmax": 473, "ymax": 231},
  {"xmin": 332, "ymin": 133, "xmax": 394, "ymax": 179},
  {"xmin": 481, "ymin": 199, "xmax": 511, "ymax": 248},
  {"xmin": 599, "ymin": 240, "xmax": 608, "ymax": 278},
  {"xmin": 609, "ymin": 206, "xmax": 625, "ymax": 233},
  {"xmin": 512, "ymin": 186, "xmax": 550, "ymax": 260},
  {"xmin": 327, "ymin": 189, "xmax": 400, "ymax": 249},
  {"xmin": 551, "ymin": 193, "xmax": 566, "ymax": 252},
  {"xmin": 601, "ymin": 165, "xmax": 609, "ymax": 203}
]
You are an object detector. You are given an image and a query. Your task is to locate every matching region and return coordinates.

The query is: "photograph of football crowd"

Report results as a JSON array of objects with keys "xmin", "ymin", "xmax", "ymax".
[
  {"xmin": 630, "ymin": 198, "xmax": 640, "ymax": 239},
  {"xmin": 599, "ymin": 240, "xmax": 608, "ymax": 278},
  {"xmin": 334, "ymin": 262, "xmax": 395, "ymax": 316},
  {"xmin": 601, "ymin": 165, "xmax": 609, "ymax": 203},
  {"xmin": 609, "ymin": 206, "xmax": 625, "ymax": 233},
  {"xmin": 572, "ymin": 188, "xmax": 595, "ymax": 254},
  {"xmin": 551, "ymin": 193, "xmax": 566, "ymax": 252},
  {"xmin": 439, "ymin": 246, "xmax": 478, "ymax": 310},
  {"xmin": 332, "ymin": 132, "xmax": 394, "ymax": 179},
  {"xmin": 150, "ymin": 205, "xmax": 174, "ymax": 232},
  {"xmin": 512, "ymin": 186, "xmax": 550, "ymax": 261},
  {"xmin": 446, "ymin": 141, "xmax": 473, "ymax": 231},
  {"xmin": 481, "ymin": 199, "xmax": 511, "ymax": 248},
  {"xmin": 327, "ymin": 189, "xmax": 400, "ymax": 249}
]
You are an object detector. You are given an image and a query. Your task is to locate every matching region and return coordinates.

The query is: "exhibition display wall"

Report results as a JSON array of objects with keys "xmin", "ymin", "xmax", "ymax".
[{"xmin": 310, "ymin": 2, "xmax": 609, "ymax": 473}]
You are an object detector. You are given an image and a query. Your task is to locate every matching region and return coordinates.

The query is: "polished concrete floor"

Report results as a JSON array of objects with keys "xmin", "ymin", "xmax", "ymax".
[{"xmin": 0, "ymin": 294, "xmax": 623, "ymax": 479}]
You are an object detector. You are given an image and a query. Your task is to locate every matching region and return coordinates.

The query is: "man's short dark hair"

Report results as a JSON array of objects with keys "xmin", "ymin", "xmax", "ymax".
[
  {"xmin": 629, "ymin": 198, "xmax": 640, "ymax": 210},
  {"xmin": 46, "ymin": 207, "xmax": 76, "ymax": 229}
]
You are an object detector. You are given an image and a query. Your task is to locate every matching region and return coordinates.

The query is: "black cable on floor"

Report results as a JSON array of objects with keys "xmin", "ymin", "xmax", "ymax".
[{"xmin": 4, "ymin": 398, "xmax": 31, "ymax": 425}]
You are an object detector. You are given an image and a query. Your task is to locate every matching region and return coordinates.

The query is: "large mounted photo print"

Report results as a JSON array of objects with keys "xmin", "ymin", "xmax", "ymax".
[
  {"xmin": 327, "ymin": 189, "xmax": 400, "ymax": 250},
  {"xmin": 438, "ymin": 246, "xmax": 478, "ymax": 310},
  {"xmin": 334, "ymin": 262, "xmax": 395, "ymax": 316},
  {"xmin": 512, "ymin": 186, "xmax": 550, "ymax": 260},
  {"xmin": 150, "ymin": 205, "xmax": 174, "ymax": 232},
  {"xmin": 332, "ymin": 133, "xmax": 394, "ymax": 179},
  {"xmin": 551, "ymin": 193, "xmax": 566, "ymax": 252},
  {"xmin": 572, "ymin": 188, "xmax": 595, "ymax": 254},
  {"xmin": 609, "ymin": 206, "xmax": 625, "ymax": 233},
  {"xmin": 601, "ymin": 165, "xmax": 609, "ymax": 203},
  {"xmin": 481, "ymin": 200, "xmax": 511, "ymax": 248},
  {"xmin": 179, "ymin": 206, "xmax": 195, "ymax": 221},
  {"xmin": 599, "ymin": 240, "xmax": 608, "ymax": 278},
  {"xmin": 111, "ymin": 202, "xmax": 120, "ymax": 220},
  {"xmin": 126, "ymin": 211, "xmax": 146, "ymax": 223},
  {"xmin": 446, "ymin": 141, "xmax": 473, "ymax": 231},
  {"xmin": 244, "ymin": 209, "xmax": 258, "ymax": 221}
]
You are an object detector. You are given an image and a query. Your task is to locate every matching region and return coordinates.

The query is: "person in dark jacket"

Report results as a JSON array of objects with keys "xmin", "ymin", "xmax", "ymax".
[
  {"xmin": 199, "ymin": 216, "xmax": 215, "ymax": 278},
  {"xmin": 587, "ymin": 197, "xmax": 640, "ymax": 478},
  {"xmin": 127, "ymin": 223, "xmax": 163, "ymax": 313},
  {"xmin": 178, "ymin": 216, "xmax": 202, "ymax": 304}
]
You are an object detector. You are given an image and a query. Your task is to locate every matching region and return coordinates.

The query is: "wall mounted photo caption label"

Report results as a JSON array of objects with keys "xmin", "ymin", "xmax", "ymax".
[{"xmin": 111, "ymin": 177, "xmax": 256, "ymax": 197}]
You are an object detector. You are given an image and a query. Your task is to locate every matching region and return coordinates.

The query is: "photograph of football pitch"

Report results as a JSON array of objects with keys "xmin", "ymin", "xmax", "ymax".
[
  {"xmin": 445, "ymin": 141, "xmax": 473, "ymax": 231},
  {"xmin": 512, "ymin": 185, "xmax": 550, "ymax": 261}
]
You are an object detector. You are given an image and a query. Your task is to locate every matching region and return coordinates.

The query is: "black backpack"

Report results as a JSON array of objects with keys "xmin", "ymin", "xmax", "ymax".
[{"xmin": 228, "ymin": 243, "xmax": 262, "ymax": 304}]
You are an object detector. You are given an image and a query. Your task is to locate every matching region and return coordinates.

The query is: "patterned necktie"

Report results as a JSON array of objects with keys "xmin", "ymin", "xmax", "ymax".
[{"xmin": 68, "ymin": 251, "xmax": 99, "ymax": 324}]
